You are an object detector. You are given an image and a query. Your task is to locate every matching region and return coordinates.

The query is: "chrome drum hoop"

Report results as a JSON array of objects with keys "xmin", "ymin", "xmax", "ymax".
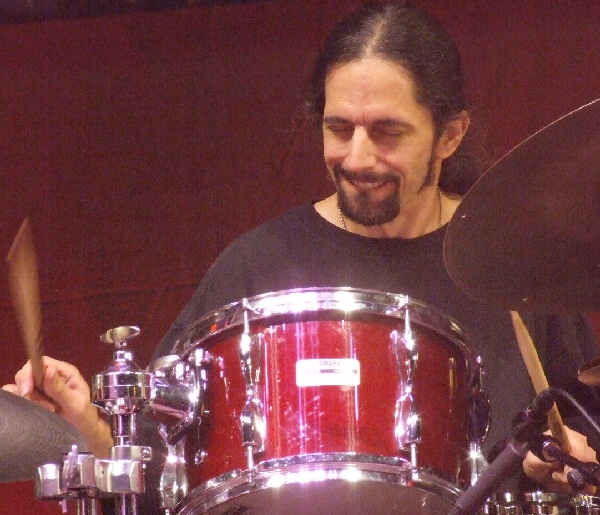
[
  {"xmin": 173, "ymin": 287, "xmax": 473, "ymax": 368},
  {"xmin": 176, "ymin": 452, "xmax": 464, "ymax": 515}
]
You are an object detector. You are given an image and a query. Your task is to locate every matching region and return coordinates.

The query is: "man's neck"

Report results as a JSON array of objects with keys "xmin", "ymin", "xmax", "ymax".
[{"xmin": 314, "ymin": 192, "xmax": 460, "ymax": 239}]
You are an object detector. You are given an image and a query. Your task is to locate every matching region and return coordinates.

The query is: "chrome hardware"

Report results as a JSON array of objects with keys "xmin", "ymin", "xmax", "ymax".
[
  {"xmin": 238, "ymin": 307, "xmax": 266, "ymax": 467},
  {"xmin": 467, "ymin": 356, "xmax": 490, "ymax": 485},
  {"xmin": 194, "ymin": 450, "xmax": 208, "ymax": 466},
  {"xmin": 150, "ymin": 348, "xmax": 210, "ymax": 445},
  {"xmin": 92, "ymin": 326, "xmax": 151, "ymax": 427},
  {"xmin": 95, "ymin": 454, "xmax": 147, "ymax": 494},
  {"xmin": 469, "ymin": 356, "xmax": 491, "ymax": 444},
  {"xmin": 393, "ymin": 307, "xmax": 422, "ymax": 467},
  {"xmin": 158, "ymin": 434, "xmax": 188, "ymax": 513},
  {"xmin": 92, "ymin": 325, "xmax": 153, "ymax": 515},
  {"xmin": 151, "ymin": 348, "xmax": 211, "ymax": 510},
  {"xmin": 35, "ymin": 445, "xmax": 99, "ymax": 514},
  {"xmin": 36, "ymin": 326, "xmax": 153, "ymax": 515}
]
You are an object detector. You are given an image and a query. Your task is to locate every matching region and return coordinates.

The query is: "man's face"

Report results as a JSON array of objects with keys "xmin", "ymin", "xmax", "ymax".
[{"xmin": 322, "ymin": 57, "xmax": 441, "ymax": 227}]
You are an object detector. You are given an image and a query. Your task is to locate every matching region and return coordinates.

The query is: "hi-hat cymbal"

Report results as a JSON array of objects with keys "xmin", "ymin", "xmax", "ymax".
[
  {"xmin": 0, "ymin": 389, "xmax": 87, "ymax": 482},
  {"xmin": 444, "ymin": 99, "xmax": 600, "ymax": 313}
]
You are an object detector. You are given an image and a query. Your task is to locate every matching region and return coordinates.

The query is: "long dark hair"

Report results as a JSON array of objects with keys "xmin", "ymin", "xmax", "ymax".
[{"xmin": 305, "ymin": 3, "xmax": 483, "ymax": 195}]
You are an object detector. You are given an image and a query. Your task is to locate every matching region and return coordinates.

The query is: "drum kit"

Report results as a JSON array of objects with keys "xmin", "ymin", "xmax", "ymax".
[{"xmin": 2, "ymin": 98, "xmax": 600, "ymax": 515}]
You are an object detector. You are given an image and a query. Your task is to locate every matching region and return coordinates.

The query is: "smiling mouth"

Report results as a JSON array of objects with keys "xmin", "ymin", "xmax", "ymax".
[
  {"xmin": 334, "ymin": 164, "xmax": 399, "ymax": 192},
  {"xmin": 346, "ymin": 177, "xmax": 392, "ymax": 190}
]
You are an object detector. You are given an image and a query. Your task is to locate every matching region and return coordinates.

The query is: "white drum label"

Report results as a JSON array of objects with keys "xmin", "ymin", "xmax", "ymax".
[{"xmin": 296, "ymin": 358, "xmax": 360, "ymax": 387}]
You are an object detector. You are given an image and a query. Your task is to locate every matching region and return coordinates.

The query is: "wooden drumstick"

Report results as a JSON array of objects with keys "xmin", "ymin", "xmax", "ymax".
[
  {"xmin": 6, "ymin": 218, "xmax": 45, "ymax": 392},
  {"xmin": 510, "ymin": 311, "xmax": 571, "ymax": 453}
]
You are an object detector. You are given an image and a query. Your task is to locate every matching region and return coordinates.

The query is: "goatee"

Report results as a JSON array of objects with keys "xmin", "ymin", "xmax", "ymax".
[{"xmin": 334, "ymin": 164, "xmax": 401, "ymax": 226}]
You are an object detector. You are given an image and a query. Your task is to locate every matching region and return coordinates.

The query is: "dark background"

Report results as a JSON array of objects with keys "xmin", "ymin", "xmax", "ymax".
[{"xmin": 1, "ymin": 0, "xmax": 599, "ymax": 512}]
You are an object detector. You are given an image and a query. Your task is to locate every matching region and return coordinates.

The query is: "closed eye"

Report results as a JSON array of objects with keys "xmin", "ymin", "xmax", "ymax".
[
  {"xmin": 323, "ymin": 117, "xmax": 353, "ymax": 135},
  {"xmin": 372, "ymin": 120, "xmax": 413, "ymax": 138}
]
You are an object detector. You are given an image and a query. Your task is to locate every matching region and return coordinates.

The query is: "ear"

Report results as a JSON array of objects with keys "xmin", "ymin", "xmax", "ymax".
[{"xmin": 435, "ymin": 110, "xmax": 470, "ymax": 160}]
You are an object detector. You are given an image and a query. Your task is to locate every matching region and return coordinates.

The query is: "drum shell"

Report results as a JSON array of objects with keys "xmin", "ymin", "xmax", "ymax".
[{"xmin": 176, "ymin": 289, "xmax": 476, "ymax": 487}]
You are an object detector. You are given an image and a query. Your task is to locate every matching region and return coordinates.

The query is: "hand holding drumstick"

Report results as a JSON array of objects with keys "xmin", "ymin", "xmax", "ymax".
[
  {"xmin": 510, "ymin": 311, "xmax": 571, "ymax": 453},
  {"xmin": 3, "ymin": 218, "xmax": 113, "ymax": 459},
  {"xmin": 511, "ymin": 311, "xmax": 598, "ymax": 493}
]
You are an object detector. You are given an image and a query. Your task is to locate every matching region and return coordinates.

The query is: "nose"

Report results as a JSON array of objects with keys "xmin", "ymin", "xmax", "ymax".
[{"xmin": 345, "ymin": 126, "xmax": 376, "ymax": 171}]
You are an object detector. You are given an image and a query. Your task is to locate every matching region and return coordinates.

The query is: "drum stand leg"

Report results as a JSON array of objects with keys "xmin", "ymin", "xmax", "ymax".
[
  {"xmin": 75, "ymin": 498, "xmax": 98, "ymax": 515},
  {"xmin": 410, "ymin": 442, "xmax": 418, "ymax": 468},
  {"xmin": 115, "ymin": 493, "xmax": 138, "ymax": 515},
  {"xmin": 246, "ymin": 446, "xmax": 255, "ymax": 471}
]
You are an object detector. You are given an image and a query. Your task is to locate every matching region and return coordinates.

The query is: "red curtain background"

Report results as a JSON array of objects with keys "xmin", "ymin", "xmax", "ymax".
[{"xmin": 0, "ymin": 1, "xmax": 599, "ymax": 512}]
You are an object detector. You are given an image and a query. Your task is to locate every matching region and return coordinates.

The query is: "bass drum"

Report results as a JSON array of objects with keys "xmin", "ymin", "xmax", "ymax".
[{"xmin": 170, "ymin": 287, "xmax": 478, "ymax": 515}]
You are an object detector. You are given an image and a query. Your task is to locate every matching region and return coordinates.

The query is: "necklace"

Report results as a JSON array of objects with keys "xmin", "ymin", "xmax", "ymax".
[
  {"xmin": 437, "ymin": 187, "xmax": 443, "ymax": 228},
  {"xmin": 337, "ymin": 199, "xmax": 347, "ymax": 230},
  {"xmin": 337, "ymin": 189, "xmax": 443, "ymax": 231}
]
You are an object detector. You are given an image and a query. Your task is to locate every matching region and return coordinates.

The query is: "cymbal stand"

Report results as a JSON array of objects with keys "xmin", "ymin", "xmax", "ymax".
[
  {"xmin": 92, "ymin": 326, "xmax": 153, "ymax": 515},
  {"xmin": 36, "ymin": 324, "xmax": 206, "ymax": 513},
  {"xmin": 36, "ymin": 445, "xmax": 99, "ymax": 514}
]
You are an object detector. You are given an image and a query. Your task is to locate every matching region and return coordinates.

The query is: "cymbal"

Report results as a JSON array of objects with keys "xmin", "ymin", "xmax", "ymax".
[
  {"xmin": 0, "ymin": 389, "xmax": 87, "ymax": 482},
  {"xmin": 444, "ymin": 99, "xmax": 600, "ymax": 313}
]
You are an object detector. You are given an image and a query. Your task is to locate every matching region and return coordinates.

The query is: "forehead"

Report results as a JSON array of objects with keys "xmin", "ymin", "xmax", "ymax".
[{"xmin": 323, "ymin": 57, "xmax": 431, "ymax": 124}]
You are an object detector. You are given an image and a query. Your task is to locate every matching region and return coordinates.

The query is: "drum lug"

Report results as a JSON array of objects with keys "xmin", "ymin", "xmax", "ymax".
[
  {"xmin": 392, "ymin": 310, "xmax": 422, "ymax": 463},
  {"xmin": 241, "ymin": 396, "xmax": 266, "ymax": 453},
  {"xmin": 466, "ymin": 356, "xmax": 491, "ymax": 485},
  {"xmin": 150, "ymin": 349, "xmax": 212, "ymax": 445},
  {"xmin": 158, "ymin": 437, "xmax": 188, "ymax": 512},
  {"xmin": 469, "ymin": 356, "xmax": 491, "ymax": 443},
  {"xmin": 395, "ymin": 392, "xmax": 422, "ymax": 459},
  {"xmin": 239, "ymin": 310, "xmax": 266, "ymax": 460},
  {"xmin": 194, "ymin": 450, "xmax": 208, "ymax": 466}
]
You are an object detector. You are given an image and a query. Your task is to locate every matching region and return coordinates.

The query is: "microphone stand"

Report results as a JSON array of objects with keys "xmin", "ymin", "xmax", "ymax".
[
  {"xmin": 447, "ymin": 421, "xmax": 535, "ymax": 515},
  {"xmin": 447, "ymin": 389, "xmax": 557, "ymax": 515}
]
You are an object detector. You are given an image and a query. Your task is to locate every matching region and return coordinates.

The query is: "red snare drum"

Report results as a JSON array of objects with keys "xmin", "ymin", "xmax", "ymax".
[{"xmin": 170, "ymin": 288, "xmax": 476, "ymax": 515}]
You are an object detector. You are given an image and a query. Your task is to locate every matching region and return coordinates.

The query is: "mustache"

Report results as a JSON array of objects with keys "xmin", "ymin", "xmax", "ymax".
[{"xmin": 333, "ymin": 164, "xmax": 399, "ymax": 185}]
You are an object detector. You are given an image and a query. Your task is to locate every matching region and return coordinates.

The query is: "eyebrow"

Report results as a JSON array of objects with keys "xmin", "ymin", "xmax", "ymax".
[{"xmin": 322, "ymin": 115, "xmax": 414, "ymax": 131}]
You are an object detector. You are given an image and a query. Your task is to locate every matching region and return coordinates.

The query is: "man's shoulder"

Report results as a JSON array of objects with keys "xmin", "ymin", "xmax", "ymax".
[{"xmin": 228, "ymin": 202, "xmax": 317, "ymax": 246}]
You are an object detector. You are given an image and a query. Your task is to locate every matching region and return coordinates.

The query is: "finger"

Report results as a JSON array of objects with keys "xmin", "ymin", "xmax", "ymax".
[
  {"xmin": 26, "ymin": 387, "xmax": 57, "ymax": 412},
  {"xmin": 2, "ymin": 384, "xmax": 18, "ymax": 394},
  {"xmin": 42, "ymin": 357, "xmax": 88, "ymax": 392},
  {"xmin": 14, "ymin": 361, "xmax": 34, "ymax": 396},
  {"xmin": 14, "ymin": 359, "xmax": 57, "ymax": 406},
  {"xmin": 44, "ymin": 365, "xmax": 82, "ymax": 404},
  {"xmin": 42, "ymin": 366, "xmax": 92, "ymax": 427}
]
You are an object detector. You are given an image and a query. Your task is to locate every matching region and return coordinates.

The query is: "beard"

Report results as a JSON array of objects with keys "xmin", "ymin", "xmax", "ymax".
[
  {"xmin": 334, "ymin": 158, "xmax": 436, "ymax": 227},
  {"xmin": 335, "ymin": 165, "xmax": 400, "ymax": 226}
]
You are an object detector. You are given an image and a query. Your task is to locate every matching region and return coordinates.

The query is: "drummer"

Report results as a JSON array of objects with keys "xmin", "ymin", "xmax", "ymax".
[{"xmin": 4, "ymin": 2, "xmax": 600, "ymax": 513}]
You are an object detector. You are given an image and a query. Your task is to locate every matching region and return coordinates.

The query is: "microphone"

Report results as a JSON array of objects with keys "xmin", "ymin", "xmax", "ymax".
[
  {"xmin": 448, "ymin": 390, "xmax": 555, "ymax": 515},
  {"xmin": 447, "ymin": 437, "xmax": 529, "ymax": 515},
  {"xmin": 523, "ymin": 388, "xmax": 555, "ymax": 425}
]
